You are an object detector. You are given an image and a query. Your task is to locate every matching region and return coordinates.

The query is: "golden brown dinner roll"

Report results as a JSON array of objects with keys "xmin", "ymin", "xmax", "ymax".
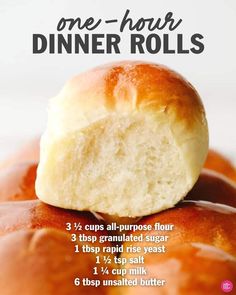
[
  {"xmin": 0, "ymin": 200, "xmax": 107, "ymax": 243},
  {"xmin": 0, "ymin": 229, "xmax": 116, "ymax": 295},
  {"xmin": 36, "ymin": 61, "xmax": 208, "ymax": 217},
  {"xmin": 204, "ymin": 149, "xmax": 236, "ymax": 182},
  {"xmin": 186, "ymin": 169, "xmax": 236, "ymax": 207},
  {"xmin": 0, "ymin": 137, "xmax": 39, "ymax": 169},
  {"xmin": 122, "ymin": 201, "xmax": 236, "ymax": 256},
  {"xmin": 0, "ymin": 162, "xmax": 37, "ymax": 202},
  {"xmin": 121, "ymin": 243, "xmax": 236, "ymax": 295}
]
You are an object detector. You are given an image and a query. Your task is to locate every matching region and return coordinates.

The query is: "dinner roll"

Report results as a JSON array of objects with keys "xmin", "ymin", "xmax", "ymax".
[
  {"xmin": 204, "ymin": 149, "xmax": 236, "ymax": 182},
  {"xmin": 186, "ymin": 169, "xmax": 236, "ymax": 207},
  {"xmin": 122, "ymin": 201, "xmax": 236, "ymax": 256},
  {"xmin": 0, "ymin": 162, "xmax": 37, "ymax": 202},
  {"xmin": 121, "ymin": 243, "xmax": 236, "ymax": 295},
  {"xmin": 0, "ymin": 229, "xmax": 116, "ymax": 295},
  {"xmin": 36, "ymin": 61, "xmax": 208, "ymax": 217}
]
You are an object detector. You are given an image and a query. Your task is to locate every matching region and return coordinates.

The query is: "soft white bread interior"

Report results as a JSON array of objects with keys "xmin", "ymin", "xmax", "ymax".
[{"xmin": 36, "ymin": 61, "xmax": 208, "ymax": 217}]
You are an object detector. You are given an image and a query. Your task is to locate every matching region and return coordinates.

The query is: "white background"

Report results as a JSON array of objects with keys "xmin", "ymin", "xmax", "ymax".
[{"xmin": 0, "ymin": 0, "xmax": 235, "ymax": 162}]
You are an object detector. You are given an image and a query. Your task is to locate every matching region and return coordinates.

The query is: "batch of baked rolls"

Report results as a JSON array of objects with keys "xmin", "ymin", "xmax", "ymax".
[{"xmin": 0, "ymin": 61, "xmax": 236, "ymax": 295}]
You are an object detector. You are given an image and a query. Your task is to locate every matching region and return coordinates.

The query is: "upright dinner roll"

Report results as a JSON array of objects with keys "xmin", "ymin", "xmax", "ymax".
[
  {"xmin": 36, "ymin": 61, "xmax": 208, "ymax": 217},
  {"xmin": 0, "ymin": 229, "xmax": 116, "ymax": 295}
]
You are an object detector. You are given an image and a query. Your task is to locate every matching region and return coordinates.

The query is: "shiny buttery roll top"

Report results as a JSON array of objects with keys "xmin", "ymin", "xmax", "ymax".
[
  {"xmin": 36, "ymin": 61, "xmax": 208, "ymax": 217},
  {"xmin": 0, "ymin": 229, "xmax": 115, "ymax": 295},
  {"xmin": 121, "ymin": 243, "xmax": 236, "ymax": 295}
]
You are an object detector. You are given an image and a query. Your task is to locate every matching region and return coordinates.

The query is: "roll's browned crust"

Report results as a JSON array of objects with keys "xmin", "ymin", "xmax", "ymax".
[
  {"xmin": 0, "ymin": 200, "xmax": 106, "ymax": 242},
  {"xmin": 0, "ymin": 229, "xmax": 116, "ymax": 295},
  {"xmin": 186, "ymin": 169, "xmax": 236, "ymax": 207},
  {"xmin": 122, "ymin": 201, "xmax": 236, "ymax": 256},
  {"xmin": 121, "ymin": 201, "xmax": 236, "ymax": 294},
  {"xmin": 64, "ymin": 61, "xmax": 205, "ymax": 125},
  {"xmin": 121, "ymin": 243, "xmax": 236, "ymax": 295},
  {"xmin": 204, "ymin": 149, "xmax": 236, "ymax": 182}
]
